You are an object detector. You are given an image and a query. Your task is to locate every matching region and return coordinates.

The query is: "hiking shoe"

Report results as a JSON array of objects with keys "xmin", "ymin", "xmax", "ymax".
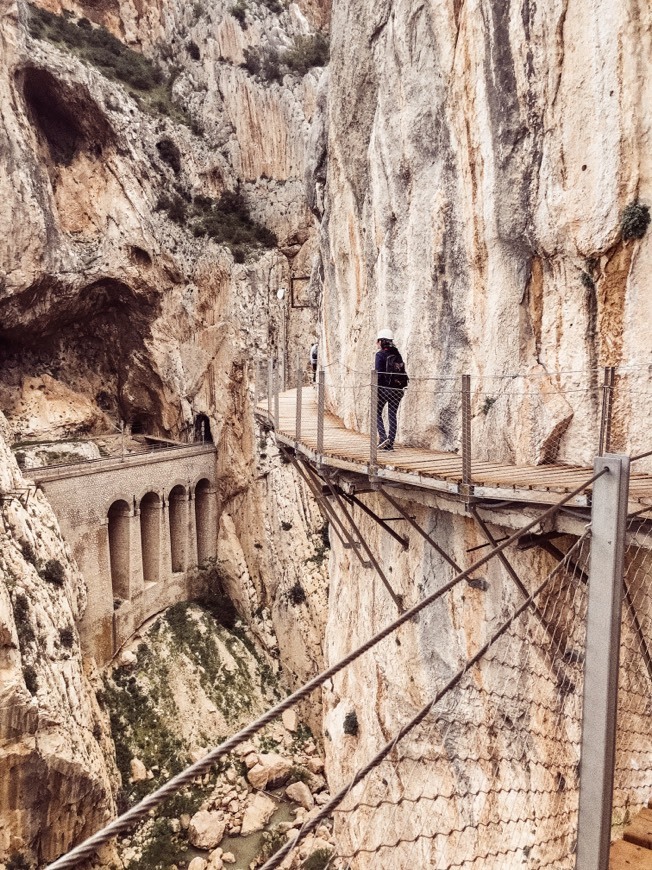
[
  {"xmin": 378, "ymin": 438, "xmax": 390, "ymax": 449},
  {"xmin": 381, "ymin": 442, "xmax": 394, "ymax": 451}
]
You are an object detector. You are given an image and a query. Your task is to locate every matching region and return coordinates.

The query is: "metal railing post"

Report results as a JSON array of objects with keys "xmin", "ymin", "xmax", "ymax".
[
  {"xmin": 576, "ymin": 453, "xmax": 630, "ymax": 870},
  {"xmin": 598, "ymin": 366, "xmax": 615, "ymax": 456},
  {"xmin": 317, "ymin": 369, "xmax": 325, "ymax": 458},
  {"xmin": 370, "ymin": 369, "xmax": 378, "ymax": 477},
  {"xmin": 295, "ymin": 354, "xmax": 302, "ymax": 446},
  {"xmin": 274, "ymin": 358, "xmax": 280, "ymax": 429},
  {"xmin": 461, "ymin": 374, "xmax": 472, "ymax": 502}
]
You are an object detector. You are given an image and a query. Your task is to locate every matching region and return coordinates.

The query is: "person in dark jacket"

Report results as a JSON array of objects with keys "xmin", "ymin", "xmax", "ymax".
[{"xmin": 375, "ymin": 328, "xmax": 406, "ymax": 450}]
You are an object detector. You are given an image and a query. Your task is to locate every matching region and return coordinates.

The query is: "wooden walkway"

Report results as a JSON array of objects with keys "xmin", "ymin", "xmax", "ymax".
[
  {"xmin": 611, "ymin": 804, "xmax": 652, "ymax": 868},
  {"xmin": 258, "ymin": 389, "xmax": 652, "ymax": 510}
]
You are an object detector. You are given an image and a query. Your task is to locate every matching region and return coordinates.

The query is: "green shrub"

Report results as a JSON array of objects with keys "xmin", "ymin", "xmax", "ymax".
[
  {"xmin": 190, "ymin": 189, "xmax": 277, "ymax": 254},
  {"xmin": 23, "ymin": 665, "xmax": 38, "ymax": 695},
  {"xmin": 59, "ymin": 626, "xmax": 75, "ymax": 648},
  {"xmin": 284, "ymin": 32, "xmax": 329, "ymax": 75},
  {"xmin": 230, "ymin": 0, "xmax": 248, "ymax": 26},
  {"xmin": 257, "ymin": 827, "xmax": 287, "ymax": 863},
  {"xmin": 621, "ymin": 202, "xmax": 650, "ymax": 241},
  {"xmin": 13, "ymin": 593, "xmax": 35, "ymax": 647},
  {"xmin": 287, "ymin": 764, "xmax": 311, "ymax": 784},
  {"xmin": 242, "ymin": 45, "xmax": 283, "ymax": 82},
  {"xmin": 302, "ymin": 849, "xmax": 334, "ymax": 870},
  {"xmin": 42, "ymin": 558, "xmax": 65, "ymax": 586},
  {"xmin": 343, "ymin": 710, "xmax": 359, "ymax": 736},
  {"xmin": 27, "ymin": 4, "xmax": 189, "ymax": 125},
  {"xmin": 7, "ymin": 854, "xmax": 31, "ymax": 870},
  {"xmin": 156, "ymin": 192, "xmax": 187, "ymax": 224},
  {"xmin": 261, "ymin": 0, "xmax": 284, "ymax": 11},
  {"xmin": 187, "ymin": 40, "xmax": 200, "ymax": 60},
  {"xmin": 580, "ymin": 271, "xmax": 595, "ymax": 289},
  {"xmin": 156, "ymin": 137, "xmax": 181, "ymax": 174},
  {"xmin": 21, "ymin": 541, "xmax": 37, "ymax": 566},
  {"xmin": 288, "ymin": 581, "xmax": 306, "ymax": 605}
]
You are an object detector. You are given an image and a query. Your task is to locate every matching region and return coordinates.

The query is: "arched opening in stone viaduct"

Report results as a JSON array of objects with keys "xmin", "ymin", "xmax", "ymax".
[
  {"xmin": 108, "ymin": 499, "xmax": 131, "ymax": 600},
  {"xmin": 140, "ymin": 491, "xmax": 162, "ymax": 584},
  {"xmin": 195, "ymin": 478, "xmax": 215, "ymax": 565},
  {"xmin": 169, "ymin": 484, "xmax": 188, "ymax": 573}
]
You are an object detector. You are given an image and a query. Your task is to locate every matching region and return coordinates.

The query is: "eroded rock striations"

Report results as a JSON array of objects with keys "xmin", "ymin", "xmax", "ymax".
[
  {"xmin": 0, "ymin": 0, "xmax": 330, "ymax": 862},
  {"xmin": 0, "ymin": 411, "xmax": 116, "ymax": 862},
  {"xmin": 309, "ymin": 1, "xmax": 651, "ymax": 866}
]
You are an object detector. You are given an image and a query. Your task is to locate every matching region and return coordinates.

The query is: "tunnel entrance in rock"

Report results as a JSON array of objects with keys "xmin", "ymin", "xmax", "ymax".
[
  {"xmin": 194, "ymin": 414, "xmax": 213, "ymax": 443},
  {"xmin": 21, "ymin": 67, "xmax": 113, "ymax": 166}
]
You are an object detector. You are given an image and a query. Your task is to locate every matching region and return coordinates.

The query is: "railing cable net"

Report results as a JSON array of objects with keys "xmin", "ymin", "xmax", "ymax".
[
  {"xmin": 45, "ymin": 471, "xmax": 601, "ymax": 870},
  {"xmin": 613, "ymin": 516, "xmax": 652, "ymax": 832},
  {"xmin": 259, "ymin": 532, "xmax": 591, "ymax": 870}
]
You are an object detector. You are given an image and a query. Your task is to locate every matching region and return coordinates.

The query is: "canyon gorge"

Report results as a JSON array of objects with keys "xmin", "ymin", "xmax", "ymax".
[{"xmin": 0, "ymin": 0, "xmax": 650, "ymax": 868}]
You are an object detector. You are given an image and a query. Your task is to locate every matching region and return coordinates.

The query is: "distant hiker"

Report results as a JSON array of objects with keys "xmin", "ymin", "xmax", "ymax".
[
  {"xmin": 375, "ymin": 328, "xmax": 408, "ymax": 451},
  {"xmin": 310, "ymin": 343, "xmax": 318, "ymax": 382}
]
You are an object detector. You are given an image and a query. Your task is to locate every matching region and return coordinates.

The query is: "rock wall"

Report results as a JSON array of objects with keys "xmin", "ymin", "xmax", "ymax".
[
  {"xmin": 0, "ymin": 0, "xmax": 331, "ymax": 861},
  {"xmin": 314, "ymin": 0, "xmax": 652, "ymax": 468},
  {"xmin": 0, "ymin": 412, "xmax": 116, "ymax": 864},
  {"xmin": 308, "ymin": 0, "xmax": 651, "ymax": 866}
]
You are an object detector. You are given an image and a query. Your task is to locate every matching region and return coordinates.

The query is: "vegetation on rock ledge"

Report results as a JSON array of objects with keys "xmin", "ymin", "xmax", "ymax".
[
  {"xmin": 621, "ymin": 202, "xmax": 650, "ymax": 241},
  {"xmin": 27, "ymin": 5, "xmax": 190, "ymax": 126},
  {"xmin": 156, "ymin": 189, "xmax": 277, "ymax": 261}
]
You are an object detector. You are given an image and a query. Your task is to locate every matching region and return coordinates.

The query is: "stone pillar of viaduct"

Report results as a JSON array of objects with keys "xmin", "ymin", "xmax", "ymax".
[{"xmin": 29, "ymin": 446, "xmax": 218, "ymax": 666}]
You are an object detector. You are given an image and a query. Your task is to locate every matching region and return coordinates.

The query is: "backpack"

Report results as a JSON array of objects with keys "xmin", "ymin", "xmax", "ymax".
[{"xmin": 385, "ymin": 350, "xmax": 409, "ymax": 389}]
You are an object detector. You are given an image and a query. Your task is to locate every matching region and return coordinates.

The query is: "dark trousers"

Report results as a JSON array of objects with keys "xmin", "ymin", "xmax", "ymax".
[{"xmin": 377, "ymin": 387, "xmax": 403, "ymax": 444}]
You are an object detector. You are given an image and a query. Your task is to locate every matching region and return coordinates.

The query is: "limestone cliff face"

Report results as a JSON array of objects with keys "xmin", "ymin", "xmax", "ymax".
[
  {"xmin": 314, "ymin": 0, "xmax": 652, "ymax": 467},
  {"xmin": 0, "ymin": 0, "xmax": 330, "ymax": 861},
  {"xmin": 310, "ymin": 1, "xmax": 651, "ymax": 865},
  {"xmin": 0, "ymin": 412, "xmax": 116, "ymax": 864}
]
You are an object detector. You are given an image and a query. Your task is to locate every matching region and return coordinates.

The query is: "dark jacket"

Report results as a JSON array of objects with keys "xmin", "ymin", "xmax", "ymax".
[{"xmin": 375, "ymin": 344, "xmax": 404, "ymax": 389}]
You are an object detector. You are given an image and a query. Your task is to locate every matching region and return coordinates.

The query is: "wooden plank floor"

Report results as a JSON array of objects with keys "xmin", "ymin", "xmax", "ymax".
[
  {"xmin": 611, "ymin": 805, "xmax": 652, "ymax": 868},
  {"xmin": 259, "ymin": 390, "xmax": 652, "ymax": 509}
]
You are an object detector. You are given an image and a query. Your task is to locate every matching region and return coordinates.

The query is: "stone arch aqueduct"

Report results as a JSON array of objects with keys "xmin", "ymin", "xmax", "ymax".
[{"xmin": 29, "ymin": 443, "xmax": 218, "ymax": 664}]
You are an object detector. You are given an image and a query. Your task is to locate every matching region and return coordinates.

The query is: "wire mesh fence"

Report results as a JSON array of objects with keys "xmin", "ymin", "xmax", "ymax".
[
  {"xmin": 612, "ymin": 514, "xmax": 652, "ymax": 833},
  {"xmin": 260, "ymin": 533, "xmax": 592, "ymax": 870},
  {"xmin": 255, "ymin": 357, "xmax": 651, "ymax": 483}
]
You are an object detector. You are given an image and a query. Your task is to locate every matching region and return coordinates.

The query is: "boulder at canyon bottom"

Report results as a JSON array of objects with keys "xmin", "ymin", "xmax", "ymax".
[{"xmin": 188, "ymin": 810, "xmax": 226, "ymax": 850}]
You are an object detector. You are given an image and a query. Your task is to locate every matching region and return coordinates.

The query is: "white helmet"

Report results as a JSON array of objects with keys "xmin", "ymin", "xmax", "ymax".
[{"xmin": 377, "ymin": 327, "xmax": 394, "ymax": 341}]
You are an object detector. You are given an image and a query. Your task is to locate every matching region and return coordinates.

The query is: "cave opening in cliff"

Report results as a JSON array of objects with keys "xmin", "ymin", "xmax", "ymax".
[{"xmin": 20, "ymin": 67, "xmax": 113, "ymax": 166}]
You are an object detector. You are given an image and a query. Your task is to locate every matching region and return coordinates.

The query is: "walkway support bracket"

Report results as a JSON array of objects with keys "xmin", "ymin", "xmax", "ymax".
[
  {"xmin": 576, "ymin": 453, "xmax": 630, "ymax": 870},
  {"xmin": 280, "ymin": 447, "xmax": 353, "ymax": 552},
  {"xmin": 379, "ymin": 487, "xmax": 480, "ymax": 583},
  {"xmin": 337, "ymin": 488, "xmax": 409, "ymax": 550},
  {"xmin": 323, "ymin": 475, "xmax": 404, "ymax": 612}
]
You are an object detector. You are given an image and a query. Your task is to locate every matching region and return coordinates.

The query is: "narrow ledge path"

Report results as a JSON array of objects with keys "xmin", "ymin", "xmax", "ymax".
[{"xmin": 258, "ymin": 389, "xmax": 652, "ymax": 511}]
